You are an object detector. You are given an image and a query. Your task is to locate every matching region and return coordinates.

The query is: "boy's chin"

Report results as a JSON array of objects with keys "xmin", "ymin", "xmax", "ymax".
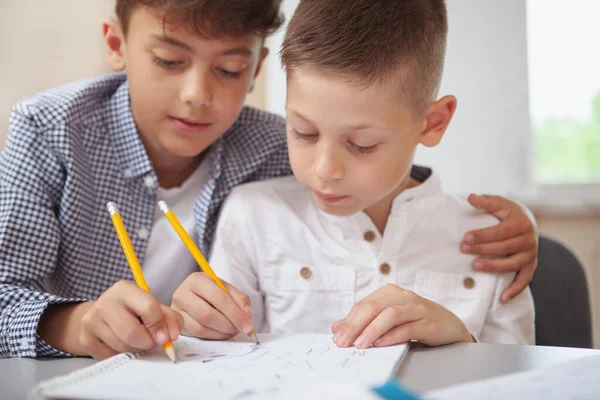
[
  {"xmin": 165, "ymin": 146, "xmax": 207, "ymax": 159},
  {"xmin": 161, "ymin": 138, "xmax": 213, "ymax": 159},
  {"xmin": 313, "ymin": 200, "xmax": 360, "ymax": 217}
]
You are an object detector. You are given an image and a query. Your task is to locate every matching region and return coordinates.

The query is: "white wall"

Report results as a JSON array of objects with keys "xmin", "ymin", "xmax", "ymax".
[
  {"xmin": 414, "ymin": 0, "xmax": 533, "ymax": 196},
  {"xmin": 264, "ymin": 0, "xmax": 299, "ymax": 116},
  {"xmin": 0, "ymin": 0, "xmax": 114, "ymax": 145},
  {"xmin": 265, "ymin": 0, "xmax": 533, "ymax": 196}
]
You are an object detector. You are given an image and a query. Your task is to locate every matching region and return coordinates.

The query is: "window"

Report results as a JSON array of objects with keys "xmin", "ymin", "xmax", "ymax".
[{"xmin": 527, "ymin": 0, "xmax": 600, "ymax": 183}]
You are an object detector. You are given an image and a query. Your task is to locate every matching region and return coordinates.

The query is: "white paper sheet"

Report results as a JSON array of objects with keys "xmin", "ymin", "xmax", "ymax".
[
  {"xmin": 33, "ymin": 334, "xmax": 408, "ymax": 400},
  {"xmin": 426, "ymin": 353, "xmax": 600, "ymax": 400}
]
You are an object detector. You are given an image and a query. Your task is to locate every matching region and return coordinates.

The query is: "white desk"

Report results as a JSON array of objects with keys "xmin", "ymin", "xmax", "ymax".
[{"xmin": 1, "ymin": 342, "xmax": 598, "ymax": 399}]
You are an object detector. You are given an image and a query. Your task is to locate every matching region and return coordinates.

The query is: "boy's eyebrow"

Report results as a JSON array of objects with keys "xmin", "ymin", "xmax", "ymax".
[
  {"xmin": 347, "ymin": 123, "xmax": 374, "ymax": 130},
  {"xmin": 151, "ymin": 34, "xmax": 253, "ymax": 57},
  {"xmin": 221, "ymin": 48, "xmax": 253, "ymax": 57},
  {"xmin": 290, "ymin": 110, "xmax": 374, "ymax": 130},
  {"xmin": 288, "ymin": 110, "xmax": 314, "ymax": 125},
  {"xmin": 152, "ymin": 34, "xmax": 194, "ymax": 52}
]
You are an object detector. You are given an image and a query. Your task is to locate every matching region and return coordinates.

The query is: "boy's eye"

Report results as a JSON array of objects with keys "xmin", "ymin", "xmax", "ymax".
[
  {"xmin": 153, "ymin": 56, "xmax": 183, "ymax": 69},
  {"xmin": 291, "ymin": 128, "xmax": 318, "ymax": 141},
  {"xmin": 218, "ymin": 68, "xmax": 242, "ymax": 79},
  {"xmin": 349, "ymin": 142, "xmax": 378, "ymax": 154}
]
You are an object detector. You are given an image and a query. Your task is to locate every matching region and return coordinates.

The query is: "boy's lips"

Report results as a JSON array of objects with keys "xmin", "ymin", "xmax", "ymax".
[
  {"xmin": 312, "ymin": 189, "xmax": 349, "ymax": 204},
  {"xmin": 169, "ymin": 116, "xmax": 212, "ymax": 133}
]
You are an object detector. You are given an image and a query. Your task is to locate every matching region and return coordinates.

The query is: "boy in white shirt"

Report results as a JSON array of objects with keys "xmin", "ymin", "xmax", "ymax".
[{"xmin": 175, "ymin": 0, "xmax": 535, "ymax": 347}]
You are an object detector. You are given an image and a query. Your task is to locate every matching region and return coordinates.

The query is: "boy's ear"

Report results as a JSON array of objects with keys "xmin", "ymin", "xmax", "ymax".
[
  {"xmin": 103, "ymin": 19, "xmax": 127, "ymax": 72},
  {"xmin": 249, "ymin": 47, "xmax": 270, "ymax": 92},
  {"xmin": 254, "ymin": 47, "xmax": 270, "ymax": 79},
  {"xmin": 419, "ymin": 95, "xmax": 457, "ymax": 147}
]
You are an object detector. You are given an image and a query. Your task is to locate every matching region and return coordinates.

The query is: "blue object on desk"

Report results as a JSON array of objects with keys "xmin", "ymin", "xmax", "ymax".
[{"xmin": 373, "ymin": 381, "xmax": 421, "ymax": 399}]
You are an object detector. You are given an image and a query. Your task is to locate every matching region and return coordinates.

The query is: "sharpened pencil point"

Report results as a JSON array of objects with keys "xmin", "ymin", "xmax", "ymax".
[
  {"xmin": 249, "ymin": 329, "xmax": 260, "ymax": 345},
  {"xmin": 165, "ymin": 345, "xmax": 177, "ymax": 363}
]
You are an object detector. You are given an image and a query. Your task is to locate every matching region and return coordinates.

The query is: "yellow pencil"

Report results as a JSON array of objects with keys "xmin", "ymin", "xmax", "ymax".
[
  {"xmin": 106, "ymin": 202, "xmax": 177, "ymax": 363},
  {"xmin": 157, "ymin": 200, "xmax": 260, "ymax": 345}
]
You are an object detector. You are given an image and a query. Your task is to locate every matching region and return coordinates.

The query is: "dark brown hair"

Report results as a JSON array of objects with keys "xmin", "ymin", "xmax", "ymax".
[
  {"xmin": 116, "ymin": 0, "xmax": 284, "ymax": 38},
  {"xmin": 281, "ymin": 0, "xmax": 448, "ymax": 113}
]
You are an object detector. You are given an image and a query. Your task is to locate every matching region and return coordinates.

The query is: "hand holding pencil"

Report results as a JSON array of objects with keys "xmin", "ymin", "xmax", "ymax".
[
  {"xmin": 107, "ymin": 202, "xmax": 182, "ymax": 362},
  {"xmin": 161, "ymin": 201, "xmax": 259, "ymax": 344},
  {"xmin": 42, "ymin": 202, "xmax": 184, "ymax": 360}
]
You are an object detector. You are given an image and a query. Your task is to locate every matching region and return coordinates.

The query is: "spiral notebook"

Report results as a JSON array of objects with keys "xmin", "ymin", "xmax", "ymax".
[{"xmin": 30, "ymin": 334, "xmax": 409, "ymax": 400}]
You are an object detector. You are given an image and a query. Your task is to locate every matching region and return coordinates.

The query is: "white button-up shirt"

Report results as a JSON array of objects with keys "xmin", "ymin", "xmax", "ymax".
[{"xmin": 210, "ymin": 171, "xmax": 535, "ymax": 344}]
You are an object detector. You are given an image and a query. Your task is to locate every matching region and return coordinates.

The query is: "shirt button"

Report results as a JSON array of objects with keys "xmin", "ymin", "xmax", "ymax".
[
  {"xmin": 20, "ymin": 337, "xmax": 29, "ymax": 349},
  {"xmin": 463, "ymin": 277, "xmax": 475, "ymax": 289},
  {"xmin": 300, "ymin": 266, "xmax": 312, "ymax": 279},
  {"xmin": 137, "ymin": 227, "xmax": 150, "ymax": 240},
  {"xmin": 363, "ymin": 231, "xmax": 376, "ymax": 242},
  {"xmin": 144, "ymin": 175, "xmax": 155, "ymax": 188},
  {"xmin": 123, "ymin": 168, "xmax": 133, "ymax": 178},
  {"xmin": 379, "ymin": 263, "xmax": 391, "ymax": 275}
]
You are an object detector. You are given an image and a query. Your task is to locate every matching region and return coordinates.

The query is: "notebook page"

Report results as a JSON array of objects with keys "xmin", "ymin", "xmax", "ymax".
[
  {"xmin": 426, "ymin": 354, "xmax": 600, "ymax": 400},
  {"xmin": 34, "ymin": 334, "xmax": 408, "ymax": 400}
]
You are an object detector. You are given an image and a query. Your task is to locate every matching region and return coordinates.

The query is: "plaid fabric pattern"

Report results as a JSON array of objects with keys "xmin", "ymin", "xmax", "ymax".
[{"xmin": 0, "ymin": 73, "xmax": 290, "ymax": 358}]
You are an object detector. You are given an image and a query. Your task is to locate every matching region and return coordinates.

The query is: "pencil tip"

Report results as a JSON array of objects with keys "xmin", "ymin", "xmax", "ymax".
[
  {"xmin": 249, "ymin": 330, "xmax": 260, "ymax": 345},
  {"xmin": 165, "ymin": 346, "xmax": 177, "ymax": 363}
]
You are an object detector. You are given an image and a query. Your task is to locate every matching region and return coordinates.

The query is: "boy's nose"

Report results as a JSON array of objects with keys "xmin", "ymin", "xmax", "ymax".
[
  {"xmin": 313, "ymin": 145, "xmax": 345, "ymax": 182},
  {"xmin": 180, "ymin": 72, "xmax": 213, "ymax": 107}
]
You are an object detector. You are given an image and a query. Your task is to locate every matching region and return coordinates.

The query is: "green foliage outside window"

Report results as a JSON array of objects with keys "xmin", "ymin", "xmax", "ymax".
[{"xmin": 535, "ymin": 93, "xmax": 600, "ymax": 182}]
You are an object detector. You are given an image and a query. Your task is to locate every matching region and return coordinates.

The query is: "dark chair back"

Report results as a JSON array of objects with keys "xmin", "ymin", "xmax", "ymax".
[{"xmin": 530, "ymin": 236, "xmax": 593, "ymax": 348}]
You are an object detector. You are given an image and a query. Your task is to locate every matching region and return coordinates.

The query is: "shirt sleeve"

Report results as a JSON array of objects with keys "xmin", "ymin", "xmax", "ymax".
[
  {"xmin": 209, "ymin": 188, "xmax": 266, "ymax": 332},
  {"xmin": 477, "ymin": 271, "xmax": 536, "ymax": 344},
  {"xmin": 0, "ymin": 106, "xmax": 86, "ymax": 358}
]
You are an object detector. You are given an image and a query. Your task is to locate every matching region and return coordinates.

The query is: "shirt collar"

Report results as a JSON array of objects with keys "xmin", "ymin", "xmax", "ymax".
[
  {"xmin": 106, "ymin": 80, "xmax": 154, "ymax": 180},
  {"xmin": 390, "ymin": 166, "xmax": 442, "ymax": 211},
  {"xmin": 209, "ymin": 138, "xmax": 224, "ymax": 180}
]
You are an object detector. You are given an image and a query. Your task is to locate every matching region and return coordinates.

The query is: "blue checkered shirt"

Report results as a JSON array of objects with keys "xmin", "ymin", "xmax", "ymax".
[{"xmin": 0, "ymin": 73, "xmax": 290, "ymax": 358}]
